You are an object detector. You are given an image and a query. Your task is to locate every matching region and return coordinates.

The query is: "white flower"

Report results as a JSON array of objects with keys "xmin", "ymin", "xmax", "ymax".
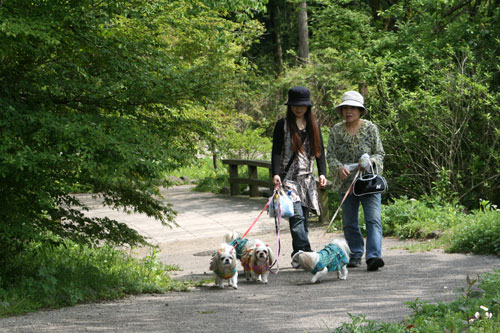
[
  {"xmin": 475, "ymin": 312, "xmax": 480, "ymax": 319},
  {"xmin": 469, "ymin": 318, "xmax": 475, "ymax": 323},
  {"xmin": 485, "ymin": 312, "xmax": 493, "ymax": 319},
  {"xmin": 480, "ymin": 305, "xmax": 489, "ymax": 312}
]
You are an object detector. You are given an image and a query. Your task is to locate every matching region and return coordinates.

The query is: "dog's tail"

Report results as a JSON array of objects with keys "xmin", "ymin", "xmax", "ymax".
[
  {"xmin": 332, "ymin": 238, "xmax": 352, "ymax": 258},
  {"xmin": 224, "ymin": 231, "xmax": 239, "ymax": 244}
]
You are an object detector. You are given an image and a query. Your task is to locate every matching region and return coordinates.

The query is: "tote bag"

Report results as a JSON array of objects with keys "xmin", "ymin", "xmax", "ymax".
[{"xmin": 268, "ymin": 190, "xmax": 294, "ymax": 218}]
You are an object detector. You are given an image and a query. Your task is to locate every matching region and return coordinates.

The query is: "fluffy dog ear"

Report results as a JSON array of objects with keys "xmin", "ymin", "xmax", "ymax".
[
  {"xmin": 209, "ymin": 253, "xmax": 218, "ymax": 271},
  {"xmin": 297, "ymin": 252, "xmax": 315, "ymax": 271},
  {"xmin": 248, "ymin": 249, "xmax": 256, "ymax": 265}
]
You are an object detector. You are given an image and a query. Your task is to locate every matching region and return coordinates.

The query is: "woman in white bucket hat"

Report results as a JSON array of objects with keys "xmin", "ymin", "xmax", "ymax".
[{"xmin": 326, "ymin": 90, "xmax": 386, "ymax": 271}]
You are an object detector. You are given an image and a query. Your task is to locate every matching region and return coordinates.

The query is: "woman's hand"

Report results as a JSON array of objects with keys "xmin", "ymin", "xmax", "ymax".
[
  {"xmin": 273, "ymin": 175, "xmax": 282, "ymax": 186},
  {"xmin": 319, "ymin": 175, "xmax": 327, "ymax": 188},
  {"xmin": 338, "ymin": 166, "xmax": 350, "ymax": 181},
  {"xmin": 359, "ymin": 153, "xmax": 371, "ymax": 170}
]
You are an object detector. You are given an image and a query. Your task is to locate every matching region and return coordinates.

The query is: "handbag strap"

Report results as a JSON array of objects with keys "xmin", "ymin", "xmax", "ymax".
[
  {"xmin": 281, "ymin": 132, "xmax": 303, "ymax": 180},
  {"xmin": 281, "ymin": 152, "xmax": 296, "ymax": 180},
  {"xmin": 360, "ymin": 160, "xmax": 380, "ymax": 179}
]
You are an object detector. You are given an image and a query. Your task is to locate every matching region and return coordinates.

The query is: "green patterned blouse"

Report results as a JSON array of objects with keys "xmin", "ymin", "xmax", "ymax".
[{"xmin": 327, "ymin": 120, "xmax": 385, "ymax": 193}]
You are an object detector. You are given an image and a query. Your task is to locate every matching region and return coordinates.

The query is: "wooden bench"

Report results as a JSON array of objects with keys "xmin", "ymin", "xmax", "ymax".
[
  {"xmin": 221, "ymin": 159, "xmax": 330, "ymax": 223},
  {"xmin": 221, "ymin": 159, "xmax": 273, "ymax": 197}
]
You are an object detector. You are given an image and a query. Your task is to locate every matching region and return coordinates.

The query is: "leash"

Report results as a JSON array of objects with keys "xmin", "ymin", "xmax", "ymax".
[
  {"xmin": 270, "ymin": 185, "xmax": 282, "ymax": 274},
  {"xmin": 230, "ymin": 186, "xmax": 278, "ymax": 254},
  {"xmin": 316, "ymin": 169, "xmax": 361, "ymax": 250},
  {"xmin": 228, "ymin": 184, "xmax": 283, "ymax": 275}
]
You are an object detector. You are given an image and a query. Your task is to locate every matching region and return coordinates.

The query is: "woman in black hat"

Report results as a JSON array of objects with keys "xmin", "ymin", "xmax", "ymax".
[{"xmin": 271, "ymin": 86, "xmax": 327, "ymax": 259}]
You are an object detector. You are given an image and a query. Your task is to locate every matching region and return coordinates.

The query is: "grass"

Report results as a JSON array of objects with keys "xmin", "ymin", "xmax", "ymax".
[
  {"xmin": 170, "ymin": 157, "xmax": 271, "ymax": 194},
  {"xmin": 0, "ymin": 238, "xmax": 193, "ymax": 317},
  {"xmin": 334, "ymin": 271, "xmax": 500, "ymax": 332}
]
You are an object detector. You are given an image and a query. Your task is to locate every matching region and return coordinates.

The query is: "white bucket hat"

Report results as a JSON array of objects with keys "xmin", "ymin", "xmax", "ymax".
[{"xmin": 335, "ymin": 91, "xmax": 367, "ymax": 117}]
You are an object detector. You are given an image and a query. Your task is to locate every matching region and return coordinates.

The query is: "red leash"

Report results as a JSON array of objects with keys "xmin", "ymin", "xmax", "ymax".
[{"xmin": 230, "ymin": 187, "xmax": 278, "ymax": 253}]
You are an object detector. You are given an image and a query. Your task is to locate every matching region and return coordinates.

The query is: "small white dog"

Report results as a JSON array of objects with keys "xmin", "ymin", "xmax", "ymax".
[
  {"xmin": 291, "ymin": 239, "xmax": 351, "ymax": 283},
  {"xmin": 209, "ymin": 243, "xmax": 238, "ymax": 289},
  {"xmin": 245, "ymin": 240, "xmax": 275, "ymax": 283},
  {"xmin": 224, "ymin": 232, "xmax": 274, "ymax": 283}
]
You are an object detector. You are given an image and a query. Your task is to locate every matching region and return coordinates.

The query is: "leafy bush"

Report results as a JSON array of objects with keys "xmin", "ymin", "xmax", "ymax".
[
  {"xmin": 0, "ymin": 237, "xmax": 187, "ymax": 317},
  {"xmin": 381, "ymin": 196, "xmax": 464, "ymax": 240},
  {"xmin": 218, "ymin": 127, "xmax": 272, "ymax": 160},
  {"xmin": 0, "ymin": 0, "xmax": 264, "ymax": 268},
  {"xmin": 448, "ymin": 208, "xmax": 500, "ymax": 256}
]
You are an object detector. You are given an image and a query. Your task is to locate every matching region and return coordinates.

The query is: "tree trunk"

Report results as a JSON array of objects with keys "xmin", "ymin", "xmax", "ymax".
[
  {"xmin": 270, "ymin": 0, "xmax": 283, "ymax": 73},
  {"xmin": 297, "ymin": 1, "xmax": 309, "ymax": 64}
]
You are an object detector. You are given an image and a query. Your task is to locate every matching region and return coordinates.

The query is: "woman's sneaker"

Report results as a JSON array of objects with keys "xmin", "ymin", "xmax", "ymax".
[
  {"xmin": 347, "ymin": 257, "xmax": 361, "ymax": 267},
  {"xmin": 366, "ymin": 257, "xmax": 385, "ymax": 271}
]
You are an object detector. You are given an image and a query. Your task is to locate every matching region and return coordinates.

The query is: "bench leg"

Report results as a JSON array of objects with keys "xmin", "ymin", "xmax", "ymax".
[
  {"xmin": 249, "ymin": 165, "xmax": 259, "ymax": 197},
  {"xmin": 229, "ymin": 165, "xmax": 239, "ymax": 196}
]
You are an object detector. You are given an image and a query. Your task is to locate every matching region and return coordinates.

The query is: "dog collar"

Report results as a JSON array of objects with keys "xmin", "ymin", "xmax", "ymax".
[{"xmin": 214, "ymin": 267, "xmax": 237, "ymax": 279}]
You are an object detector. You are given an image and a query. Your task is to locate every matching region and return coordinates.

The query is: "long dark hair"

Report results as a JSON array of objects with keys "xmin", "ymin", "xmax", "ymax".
[{"xmin": 286, "ymin": 106, "xmax": 322, "ymax": 158}]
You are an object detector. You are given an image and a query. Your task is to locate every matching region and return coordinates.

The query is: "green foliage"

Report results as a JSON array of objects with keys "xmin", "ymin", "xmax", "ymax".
[
  {"xmin": 170, "ymin": 157, "xmax": 223, "ymax": 181},
  {"xmin": 217, "ymin": 126, "xmax": 272, "ymax": 160},
  {"xmin": 0, "ymin": 0, "xmax": 264, "ymax": 265},
  {"xmin": 361, "ymin": 1, "xmax": 500, "ymax": 208},
  {"xmin": 334, "ymin": 271, "xmax": 500, "ymax": 332},
  {"xmin": 448, "ymin": 205, "xmax": 500, "ymax": 256},
  {"xmin": 195, "ymin": 174, "xmax": 230, "ymax": 194},
  {"xmin": 243, "ymin": 0, "xmax": 500, "ymax": 209},
  {"xmin": 381, "ymin": 196, "xmax": 464, "ymax": 240},
  {"xmin": 0, "ymin": 237, "xmax": 187, "ymax": 317}
]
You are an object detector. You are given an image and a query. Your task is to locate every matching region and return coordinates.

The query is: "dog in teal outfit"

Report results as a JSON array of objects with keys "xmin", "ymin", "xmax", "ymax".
[{"xmin": 291, "ymin": 239, "xmax": 351, "ymax": 283}]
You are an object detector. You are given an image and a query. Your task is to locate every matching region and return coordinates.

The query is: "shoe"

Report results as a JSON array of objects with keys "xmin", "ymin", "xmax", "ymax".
[
  {"xmin": 347, "ymin": 257, "xmax": 361, "ymax": 268},
  {"xmin": 367, "ymin": 257, "xmax": 385, "ymax": 271}
]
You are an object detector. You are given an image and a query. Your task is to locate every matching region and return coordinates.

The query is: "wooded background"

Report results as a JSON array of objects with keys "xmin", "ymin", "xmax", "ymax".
[{"xmin": 1, "ymin": 0, "xmax": 499, "ymax": 258}]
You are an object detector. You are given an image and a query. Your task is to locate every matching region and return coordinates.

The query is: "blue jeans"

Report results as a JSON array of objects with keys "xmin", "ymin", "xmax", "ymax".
[
  {"xmin": 339, "ymin": 193, "xmax": 382, "ymax": 261},
  {"xmin": 289, "ymin": 201, "xmax": 312, "ymax": 257}
]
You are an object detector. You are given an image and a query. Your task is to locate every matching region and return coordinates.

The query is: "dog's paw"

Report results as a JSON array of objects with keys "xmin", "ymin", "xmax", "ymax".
[
  {"xmin": 312, "ymin": 267, "xmax": 328, "ymax": 283},
  {"xmin": 338, "ymin": 267, "xmax": 348, "ymax": 280}
]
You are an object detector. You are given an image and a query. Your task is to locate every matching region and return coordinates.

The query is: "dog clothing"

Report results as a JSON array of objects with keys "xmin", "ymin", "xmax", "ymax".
[
  {"xmin": 214, "ymin": 267, "xmax": 237, "ymax": 280},
  {"xmin": 311, "ymin": 243, "xmax": 349, "ymax": 274},
  {"xmin": 251, "ymin": 261, "xmax": 270, "ymax": 274},
  {"xmin": 229, "ymin": 237, "xmax": 248, "ymax": 260}
]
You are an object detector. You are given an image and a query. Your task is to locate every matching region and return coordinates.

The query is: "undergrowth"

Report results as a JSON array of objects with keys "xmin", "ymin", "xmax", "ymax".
[
  {"xmin": 334, "ymin": 271, "xmax": 500, "ymax": 332},
  {"xmin": 0, "ymin": 238, "xmax": 190, "ymax": 317}
]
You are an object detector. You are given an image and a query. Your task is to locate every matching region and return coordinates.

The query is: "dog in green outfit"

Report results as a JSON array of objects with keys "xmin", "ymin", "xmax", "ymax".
[{"xmin": 291, "ymin": 238, "xmax": 351, "ymax": 283}]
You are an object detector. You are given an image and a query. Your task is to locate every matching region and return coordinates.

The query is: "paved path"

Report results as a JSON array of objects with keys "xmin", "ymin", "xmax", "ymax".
[{"xmin": 1, "ymin": 185, "xmax": 500, "ymax": 332}]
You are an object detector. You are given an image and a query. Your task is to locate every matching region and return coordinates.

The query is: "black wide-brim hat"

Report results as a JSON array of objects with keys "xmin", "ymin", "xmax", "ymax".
[{"xmin": 285, "ymin": 86, "xmax": 313, "ymax": 106}]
